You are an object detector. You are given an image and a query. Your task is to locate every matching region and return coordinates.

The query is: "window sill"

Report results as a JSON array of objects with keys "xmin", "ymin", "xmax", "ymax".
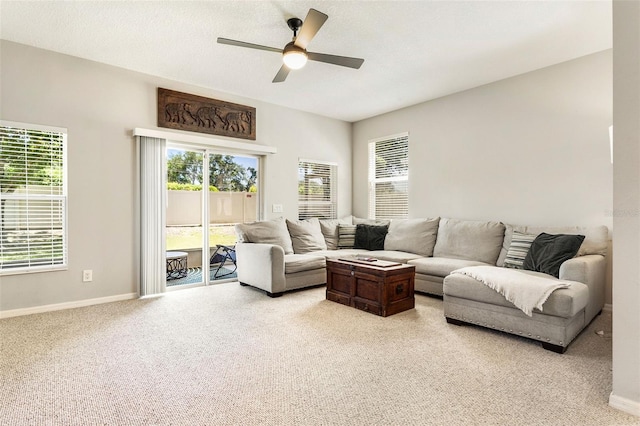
[{"xmin": 0, "ymin": 265, "xmax": 68, "ymax": 277}]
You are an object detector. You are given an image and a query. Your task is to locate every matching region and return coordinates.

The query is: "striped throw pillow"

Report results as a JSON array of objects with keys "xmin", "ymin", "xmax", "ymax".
[
  {"xmin": 337, "ymin": 224, "xmax": 357, "ymax": 249},
  {"xmin": 503, "ymin": 231, "xmax": 538, "ymax": 269}
]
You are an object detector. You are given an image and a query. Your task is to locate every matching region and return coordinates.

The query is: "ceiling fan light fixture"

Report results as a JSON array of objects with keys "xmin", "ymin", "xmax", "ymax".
[
  {"xmin": 282, "ymin": 42, "xmax": 308, "ymax": 69},
  {"xmin": 219, "ymin": 9, "xmax": 362, "ymax": 83}
]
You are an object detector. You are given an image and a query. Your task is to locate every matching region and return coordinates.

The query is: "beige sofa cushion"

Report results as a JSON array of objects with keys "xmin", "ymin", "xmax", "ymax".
[
  {"xmin": 284, "ymin": 254, "xmax": 326, "ymax": 274},
  {"xmin": 408, "ymin": 257, "xmax": 489, "ymax": 278},
  {"xmin": 310, "ymin": 249, "xmax": 370, "ymax": 259},
  {"xmin": 235, "ymin": 217, "xmax": 294, "ymax": 254},
  {"xmin": 286, "ymin": 218, "xmax": 327, "ymax": 253},
  {"xmin": 433, "ymin": 218, "xmax": 505, "ymax": 265},
  {"xmin": 384, "ymin": 217, "xmax": 440, "ymax": 256},
  {"xmin": 496, "ymin": 224, "xmax": 608, "ymax": 267},
  {"xmin": 443, "ymin": 270, "xmax": 589, "ymax": 318},
  {"xmin": 319, "ymin": 216, "xmax": 353, "ymax": 250}
]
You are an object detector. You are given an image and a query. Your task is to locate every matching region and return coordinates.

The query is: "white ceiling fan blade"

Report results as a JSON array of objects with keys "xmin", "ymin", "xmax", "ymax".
[
  {"xmin": 307, "ymin": 52, "xmax": 364, "ymax": 69},
  {"xmin": 294, "ymin": 9, "xmax": 328, "ymax": 49},
  {"xmin": 217, "ymin": 37, "xmax": 282, "ymax": 53},
  {"xmin": 272, "ymin": 65, "xmax": 290, "ymax": 83}
]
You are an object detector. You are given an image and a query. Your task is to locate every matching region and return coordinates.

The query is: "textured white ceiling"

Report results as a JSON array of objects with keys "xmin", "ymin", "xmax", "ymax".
[{"xmin": 0, "ymin": 1, "xmax": 611, "ymax": 122}]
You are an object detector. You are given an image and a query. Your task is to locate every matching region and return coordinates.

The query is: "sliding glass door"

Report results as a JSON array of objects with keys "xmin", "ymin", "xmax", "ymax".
[
  {"xmin": 207, "ymin": 152, "xmax": 258, "ymax": 281},
  {"xmin": 165, "ymin": 145, "xmax": 259, "ymax": 289}
]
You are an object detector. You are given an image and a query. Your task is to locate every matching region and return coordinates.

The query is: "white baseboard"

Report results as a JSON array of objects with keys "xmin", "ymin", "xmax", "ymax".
[
  {"xmin": 0, "ymin": 293, "xmax": 139, "ymax": 319},
  {"xmin": 603, "ymin": 303, "xmax": 613, "ymax": 312},
  {"xmin": 610, "ymin": 392, "xmax": 640, "ymax": 417}
]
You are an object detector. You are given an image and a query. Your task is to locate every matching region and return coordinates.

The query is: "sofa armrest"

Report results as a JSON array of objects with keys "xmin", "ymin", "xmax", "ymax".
[
  {"xmin": 559, "ymin": 254, "xmax": 606, "ymax": 323},
  {"xmin": 235, "ymin": 242, "xmax": 286, "ymax": 294}
]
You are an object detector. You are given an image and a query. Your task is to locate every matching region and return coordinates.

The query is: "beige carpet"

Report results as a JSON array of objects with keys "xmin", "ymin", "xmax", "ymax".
[{"xmin": 0, "ymin": 283, "xmax": 638, "ymax": 426}]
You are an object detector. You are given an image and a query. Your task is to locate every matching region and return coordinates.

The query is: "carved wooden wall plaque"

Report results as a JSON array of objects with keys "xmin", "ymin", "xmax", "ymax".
[{"xmin": 158, "ymin": 88, "xmax": 256, "ymax": 140}]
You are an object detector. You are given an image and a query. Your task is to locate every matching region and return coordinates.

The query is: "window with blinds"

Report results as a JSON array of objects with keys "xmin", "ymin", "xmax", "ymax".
[
  {"xmin": 368, "ymin": 133, "xmax": 409, "ymax": 219},
  {"xmin": 0, "ymin": 122, "xmax": 67, "ymax": 274},
  {"xmin": 298, "ymin": 160, "xmax": 337, "ymax": 220}
]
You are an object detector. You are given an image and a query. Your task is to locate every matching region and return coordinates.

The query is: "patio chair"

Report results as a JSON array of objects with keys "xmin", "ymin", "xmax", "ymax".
[{"xmin": 210, "ymin": 244, "xmax": 237, "ymax": 279}]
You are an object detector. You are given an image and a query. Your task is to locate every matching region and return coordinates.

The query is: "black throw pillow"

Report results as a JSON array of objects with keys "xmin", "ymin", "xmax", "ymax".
[
  {"xmin": 354, "ymin": 224, "xmax": 388, "ymax": 251},
  {"xmin": 523, "ymin": 233, "xmax": 585, "ymax": 278}
]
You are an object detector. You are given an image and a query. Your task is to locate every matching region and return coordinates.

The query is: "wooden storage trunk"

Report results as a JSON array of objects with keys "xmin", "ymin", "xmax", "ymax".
[{"xmin": 326, "ymin": 258, "xmax": 415, "ymax": 317}]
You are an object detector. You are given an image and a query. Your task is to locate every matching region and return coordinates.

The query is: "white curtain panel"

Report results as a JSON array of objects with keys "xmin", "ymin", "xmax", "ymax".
[{"xmin": 138, "ymin": 136, "xmax": 167, "ymax": 296}]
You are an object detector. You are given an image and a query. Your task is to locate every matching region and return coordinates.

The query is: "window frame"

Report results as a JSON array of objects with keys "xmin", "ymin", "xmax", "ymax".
[
  {"xmin": 367, "ymin": 132, "xmax": 409, "ymax": 220},
  {"xmin": 297, "ymin": 159, "xmax": 338, "ymax": 220},
  {"xmin": 0, "ymin": 120, "xmax": 68, "ymax": 275}
]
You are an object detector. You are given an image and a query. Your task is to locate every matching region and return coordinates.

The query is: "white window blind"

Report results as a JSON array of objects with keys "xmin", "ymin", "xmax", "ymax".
[
  {"xmin": 368, "ymin": 133, "xmax": 409, "ymax": 219},
  {"xmin": 0, "ymin": 122, "xmax": 67, "ymax": 274},
  {"xmin": 298, "ymin": 160, "xmax": 337, "ymax": 220}
]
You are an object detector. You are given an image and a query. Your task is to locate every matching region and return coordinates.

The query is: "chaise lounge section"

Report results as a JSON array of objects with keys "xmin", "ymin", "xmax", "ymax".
[{"xmin": 442, "ymin": 224, "xmax": 607, "ymax": 353}]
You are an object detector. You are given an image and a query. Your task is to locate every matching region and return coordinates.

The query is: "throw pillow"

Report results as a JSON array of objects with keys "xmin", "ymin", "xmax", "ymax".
[
  {"xmin": 384, "ymin": 217, "xmax": 440, "ymax": 256},
  {"xmin": 319, "ymin": 216, "xmax": 353, "ymax": 250},
  {"xmin": 503, "ymin": 231, "xmax": 538, "ymax": 269},
  {"xmin": 354, "ymin": 224, "xmax": 388, "ymax": 251},
  {"xmin": 523, "ymin": 233, "xmax": 585, "ymax": 278},
  {"xmin": 337, "ymin": 224, "xmax": 357, "ymax": 249},
  {"xmin": 286, "ymin": 218, "xmax": 327, "ymax": 254},
  {"xmin": 497, "ymin": 224, "xmax": 607, "ymax": 266},
  {"xmin": 234, "ymin": 217, "xmax": 294, "ymax": 254}
]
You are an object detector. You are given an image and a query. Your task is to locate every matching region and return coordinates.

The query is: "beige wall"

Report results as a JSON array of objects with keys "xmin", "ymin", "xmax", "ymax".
[
  {"xmin": 353, "ymin": 50, "xmax": 613, "ymax": 301},
  {"xmin": 0, "ymin": 41, "xmax": 352, "ymax": 312},
  {"xmin": 611, "ymin": 0, "xmax": 640, "ymax": 415},
  {"xmin": 166, "ymin": 191, "xmax": 257, "ymax": 226}
]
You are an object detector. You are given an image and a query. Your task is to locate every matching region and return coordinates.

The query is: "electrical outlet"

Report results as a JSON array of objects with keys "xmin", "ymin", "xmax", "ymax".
[
  {"xmin": 272, "ymin": 204, "xmax": 283, "ymax": 213},
  {"xmin": 82, "ymin": 270, "xmax": 93, "ymax": 282}
]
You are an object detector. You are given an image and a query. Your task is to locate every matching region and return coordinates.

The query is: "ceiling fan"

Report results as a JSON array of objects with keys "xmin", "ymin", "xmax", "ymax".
[{"xmin": 217, "ymin": 8, "xmax": 364, "ymax": 83}]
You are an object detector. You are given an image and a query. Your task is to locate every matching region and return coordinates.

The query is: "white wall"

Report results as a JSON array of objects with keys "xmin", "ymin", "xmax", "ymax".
[
  {"xmin": 0, "ymin": 41, "xmax": 352, "ymax": 312},
  {"xmin": 353, "ymin": 50, "xmax": 613, "ymax": 301},
  {"xmin": 611, "ymin": 0, "xmax": 640, "ymax": 416}
]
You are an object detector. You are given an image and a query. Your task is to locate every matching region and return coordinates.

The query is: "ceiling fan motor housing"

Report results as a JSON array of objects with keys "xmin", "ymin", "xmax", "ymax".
[
  {"xmin": 287, "ymin": 17, "xmax": 303, "ymax": 34},
  {"xmin": 283, "ymin": 42, "xmax": 306, "ymax": 56}
]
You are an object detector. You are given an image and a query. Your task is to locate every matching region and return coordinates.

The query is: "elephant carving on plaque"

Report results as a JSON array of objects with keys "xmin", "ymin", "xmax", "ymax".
[{"xmin": 158, "ymin": 88, "xmax": 256, "ymax": 140}]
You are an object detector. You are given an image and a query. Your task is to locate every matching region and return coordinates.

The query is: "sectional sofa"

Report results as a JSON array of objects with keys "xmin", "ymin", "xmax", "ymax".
[{"xmin": 234, "ymin": 216, "xmax": 608, "ymax": 353}]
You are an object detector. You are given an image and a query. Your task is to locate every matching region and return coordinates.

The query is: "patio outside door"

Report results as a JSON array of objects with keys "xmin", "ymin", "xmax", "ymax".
[{"xmin": 165, "ymin": 145, "xmax": 259, "ymax": 289}]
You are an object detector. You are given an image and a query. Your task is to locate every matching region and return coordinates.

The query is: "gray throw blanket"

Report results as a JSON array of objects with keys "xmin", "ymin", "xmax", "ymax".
[{"xmin": 451, "ymin": 266, "xmax": 571, "ymax": 316}]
